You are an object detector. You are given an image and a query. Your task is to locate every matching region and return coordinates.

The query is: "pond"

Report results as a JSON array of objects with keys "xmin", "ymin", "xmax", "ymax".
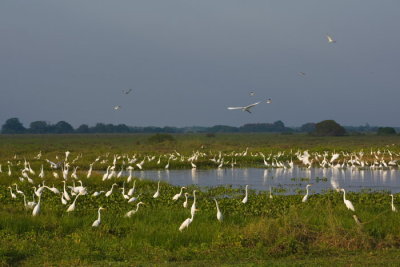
[{"xmin": 132, "ymin": 166, "xmax": 400, "ymax": 194}]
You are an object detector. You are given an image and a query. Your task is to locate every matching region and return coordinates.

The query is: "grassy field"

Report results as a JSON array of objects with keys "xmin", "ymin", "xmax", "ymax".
[{"xmin": 1, "ymin": 133, "xmax": 400, "ymax": 266}]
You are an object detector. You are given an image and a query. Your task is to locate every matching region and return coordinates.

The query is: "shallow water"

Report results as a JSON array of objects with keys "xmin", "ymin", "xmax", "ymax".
[{"xmin": 131, "ymin": 166, "xmax": 400, "ymax": 194}]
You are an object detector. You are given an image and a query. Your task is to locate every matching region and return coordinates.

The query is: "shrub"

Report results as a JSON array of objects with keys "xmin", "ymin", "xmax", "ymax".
[
  {"xmin": 377, "ymin": 127, "xmax": 396, "ymax": 135},
  {"xmin": 313, "ymin": 120, "xmax": 346, "ymax": 136},
  {"xmin": 147, "ymin": 133, "xmax": 176, "ymax": 143}
]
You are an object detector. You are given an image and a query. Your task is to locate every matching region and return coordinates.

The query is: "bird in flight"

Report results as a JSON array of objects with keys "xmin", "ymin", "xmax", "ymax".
[
  {"xmin": 113, "ymin": 105, "xmax": 121, "ymax": 110},
  {"xmin": 266, "ymin": 98, "xmax": 272, "ymax": 104},
  {"xmin": 249, "ymin": 91, "xmax": 255, "ymax": 96},
  {"xmin": 299, "ymin": 72, "xmax": 306, "ymax": 76},
  {"xmin": 122, "ymin": 89, "xmax": 133, "ymax": 94},
  {"xmin": 227, "ymin": 101, "xmax": 262, "ymax": 114},
  {"xmin": 326, "ymin": 34, "xmax": 336, "ymax": 43}
]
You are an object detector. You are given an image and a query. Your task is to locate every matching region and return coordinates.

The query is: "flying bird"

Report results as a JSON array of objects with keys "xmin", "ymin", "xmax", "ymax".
[
  {"xmin": 227, "ymin": 101, "xmax": 262, "ymax": 114},
  {"xmin": 113, "ymin": 105, "xmax": 121, "ymax": 110},
  {"xmin": 123, "ymin": 89, "xmax": 133, "ymax": 94},
  {"xmin": 249, "ymin": 91, "xmax": 255, "ymax": 96},
  {"xmin": 326, "ymin": 34, "xmax": 336, "ymax": 43},
  {"xmin": 266, "ymin": 98, "xmax": 272, "ymax": 104},
  {"xmin": 299, "ymin": 72, "xmax": 306, "ymax": 76}
]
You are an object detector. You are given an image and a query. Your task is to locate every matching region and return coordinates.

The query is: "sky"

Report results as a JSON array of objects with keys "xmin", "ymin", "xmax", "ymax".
[{"xmin": 1, "ymin": 1, "xmax": 399, "ymax": 128}]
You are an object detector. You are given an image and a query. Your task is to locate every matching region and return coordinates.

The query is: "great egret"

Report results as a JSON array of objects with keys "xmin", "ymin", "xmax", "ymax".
[
  {"xmin": 127, "ymin": 180, "xmax": 136, "ymax": 196},
  {"xmin": 92, "ymin": 191, "xmax": 105, "ymax": 197},
  {"xmin": 92, "ymin": 207, "xmax": 105, "ymax": 227},
  {"xmin": 341, "ymin": 188, "xmax": 355, "ymax": 212},
  {"xmin": 8, "ymin": 186, "xmax": 17, "ymax": 199},
  {"xmin": 266, "ymin": 98, "xmax": 272, "ymax": 104},
  {"xmin": 32, "ymin": 194, "xmax": 41, "ymax": 216},
  {"xmin": 214, "ymin": 198, "xmax": 223, "ymax": 222},
  {"xmin": 124, "ymin": 202, "xmax": 145, "ymax": 217},
  {"xmin": 62, "ymin": 181, "xmax": 71, "ymax": 201},
  {"xmin": 183, "ymin": 193, "xmax": 189, "ymax": 208},
  {"xmin": 113, "ymin": 105, "xmax": 121, "ymax": 110},
  {"xmin": 127, "ymin": 194, "xmax": 141, "ymax": 203},
  {"xmin": 105, "ymin": 183, "xmax": 117, "ymax": 197},
  {"xmin": 66, "ymin": 193, "xmax": 81, "ymax": 212},
  {"xmin": 190, "ymin": 190, "xmax": 197, "ymax": 217},
  {"xmin": 22, "ymin": 193, "xmax": 36, "ymax": 209},
  {"xmin": 61, "ymin": 194, "xmax": 68, "ymax": 205},
  {"xmin": 302, "ymin": 184, "xmax": 312, "ymax": 203},
  {"xmin": 390, "ymin": 194, "xmax": 397, "ymax": 212},
  {"xmin": 172, "ymin": 187, "xmax": 186, "ymax": 201},
  {"xmin": 269, "ymin": 186, "xmax": 273, "ymax": 199},
  {"xmin": 153, "ymin": 181, "xmax": 160, "ymax": 198},
  {"xmin": 86, "ymin": 163, "xmax": 93, "ymax": 178},
  {"xmin": 179, "ymin": 213, "xmax": 194, "ymax": 232},
  {"xmin": 326, "ymin": 34, "xmax": 336, "ymax": 43},
  {"xmin": 13, "ymin": 184, "xmax": 24, "ymax": 195},
  {"xmin": 227, "ymin": 101, "xmax": 262, "ymax": 114},
  {"xmin": 242, "ymin": 185, "xmax": 248, "ymax": 204}
]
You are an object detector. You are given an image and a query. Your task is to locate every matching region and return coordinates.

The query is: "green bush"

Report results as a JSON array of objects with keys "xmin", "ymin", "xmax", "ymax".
[
  {"xmin": 313, "ymin": 120, "xmax": 346, "ymax": 136},
  {"xmin": 147, "ymin": 133, "xmax": 176, "ymax": 143},
  {"xmin": 377, "ymin": 127, "xmax": 396, "ymax": 135}
]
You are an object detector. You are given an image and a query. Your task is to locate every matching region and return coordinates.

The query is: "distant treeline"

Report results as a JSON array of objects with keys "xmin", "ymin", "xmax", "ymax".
[{"xmin": 0, "ymin": 118, "xmax": 396, "ymax": 135}]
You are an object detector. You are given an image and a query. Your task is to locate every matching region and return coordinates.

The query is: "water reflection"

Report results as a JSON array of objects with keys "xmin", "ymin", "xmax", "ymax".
[{"xmin": 131, "ymin": 166, "xmax": 400, "ymax": 194}]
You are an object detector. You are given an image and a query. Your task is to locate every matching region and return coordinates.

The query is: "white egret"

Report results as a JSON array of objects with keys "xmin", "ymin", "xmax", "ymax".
[
  {"xmin": 153, "ymin": 181, "xmax": 160, "ymax": 198},
  {"xmin": 302, "ymin": 184, "xmax": 312, "ymax": 203},
  {"xmin": 269, "ymin": 186, "xmax": 273, "ymax": 199},
  {"xmin": 61, "ymin": 195, "xmax": 68, "ymax": 205},
  {"xmin": 22, "ymin": 193, "xmax": 36, "ymax": 209},
  {"xmin": 8, "ymin": 186, "xmax": 17, "ymax": 199},
  {"xmin": 190, "ymin": 190, "xmax": 197, "ymax": 217},
  {"xmin": 127, "ymin": 180, "xmax": 136, "ymax": 196},
  {"xmin": 227, "ymin": 101, "xmax": 262, "ymax": 114},
  {"xmin": 183, "ymin": 193, "xmax": 189, "ymax": 208},
  {"xmin": 242, "ymin": 185, "xmax": 248, "ymax": 204},
  {"xmin": 62, "ymin": 181, "xmax": 71, "ymax": 201},
  {"xmin": 172, "ymin": 187, "xmax": 186, "ymax": 201},
  {"xmin": 125, "ymin": 202, "xmax": 145, "ymax": 217},
  {"xmin": 105, "ymin": 183, "xmax": 118, "ymax": 197},
  {"xmin": 179, "ymin": 213, "xmax": 194, "ymax": 232},
  {"xmin": 266, "ymin": 98, "xmax": 272, "ymax": 104},
  {"xmin": 326, "ymin": 34, "xmax": 336, "ymax": 43},
  {"xmin": 390, "ymin": 194, "xmax": 397, "ymax": 212},
  {"xmin": 66, "ymin": 193, "xmax": 81, "ymax": 212},
  {"xmin": 341, "ymin": 188, "xmax": 355, "ymax": 212},
  {"xmin": 214, "ymin": 198, "xmax": 223, "ymax": 222},
  {"xmin": 113, "ymin": 105, "xmax": 121, "ymax": 110},
  {"xmin": 32, "ymin": 194, "xmax": 41, "ymax": 216},
  {"xmin": 92, "ymin": 207, "xmax": 105, "ymax": 227},
  {"xmin": 13, "ymin": 184, "xmax": 24, "ymax": 195},
  {"xmin": 127, "ymin": 194, "xmax": 141, "ymax": 203},
  {"xmin": 92, "ymin": 191, "xmax": 105, "ymax": 197}
]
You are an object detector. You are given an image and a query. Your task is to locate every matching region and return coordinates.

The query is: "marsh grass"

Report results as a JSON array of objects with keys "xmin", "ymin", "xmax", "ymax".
[{"xmin": 1, "ymin": 176, "xmax": 400, "ymax": 265}]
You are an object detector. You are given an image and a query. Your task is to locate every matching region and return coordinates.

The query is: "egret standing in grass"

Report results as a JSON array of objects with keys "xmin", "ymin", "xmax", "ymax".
[
  {"xmin": 172, "ymin": 187, "xmax": 186, "ymax": 201},
  {"xmin": 32, "ymin": 194, "xmax": 41, "ymax": 216},
  {"xmin": 242, "ymin": 185, "xmax": 249, "ymax": 204},
  {"xmin": 302, "ymin": 184, "xmax": 312, "ymax": 203},
  {"xmin": 105, "ymin": 183, "xmax": 117, "ymax": 197},
  {"xmin": 66, "ymin": 193, "xmax": 81, "ymax": 212},
  {"xmin": 125, "ymin": 202, "xmax": 145, "ymax": 217},
  {"xmin": 390, "ymin": 194, "xmax": 397, "ymax": 212},
  {"xmin": 183, "ymin": 192, "xmax": 189, "ymax": 208},
  {"xmin": 153, "ymin": 181, "xmax": 160, "ymax": 198},
  {"xmin": 214, "ymin": 198, "xmax": 223, "ymax": 222},
  {"xmin": 341, "ymin": 188, "xmax": 355, "ymax": 212},
  {"xmin": 92, "ymin": 207, "xmax": 105, "ymax": 227},
  {"xmin": 190, "ymin": 190, "xmax": 197, "ymax": 217},
  {"xmin": 179, "ymin": 212, "xmax": 195, "ymax": 232}
]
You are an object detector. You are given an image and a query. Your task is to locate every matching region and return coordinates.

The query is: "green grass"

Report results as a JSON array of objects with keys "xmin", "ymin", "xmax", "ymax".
[
  {"xmin": 1, "ymin": 133, "xmax": 400, "ymax": 265},
  {"xmin": 1, "ymin": 176, "xmax": 400, "ymax": 266}
]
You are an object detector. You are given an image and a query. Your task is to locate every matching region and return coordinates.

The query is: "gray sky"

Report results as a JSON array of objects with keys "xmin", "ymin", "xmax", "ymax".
[{"xmin": 1, "ymin": 1, "xmax": 399, "ymax": 127}]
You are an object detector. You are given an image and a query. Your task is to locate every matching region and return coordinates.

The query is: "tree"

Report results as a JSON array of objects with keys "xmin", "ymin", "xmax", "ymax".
[
  {"xmin": 1, "ymin": 118, "xmax": 26, "ymax": 134},
  {"xmin": 29, "ymin": 121, "xmax": 49, "ymax": 134},
  {"xmin": 313, "ymin": 120, "xmax": 346, "ymax": 136},
  {"xmin": 377, "ymin": 127, "xmax": 396, "ymax": 135},
  {"xmin": 300, "ymin": 123, "xmax": 316, "ymax": 133},
  {"xmin": 53, "ymin": 121, "xmax": 74, "ymax": 134},
  {"xmin": 76, "ymin": 124, "xmax": 90, "ymax": 133}
]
